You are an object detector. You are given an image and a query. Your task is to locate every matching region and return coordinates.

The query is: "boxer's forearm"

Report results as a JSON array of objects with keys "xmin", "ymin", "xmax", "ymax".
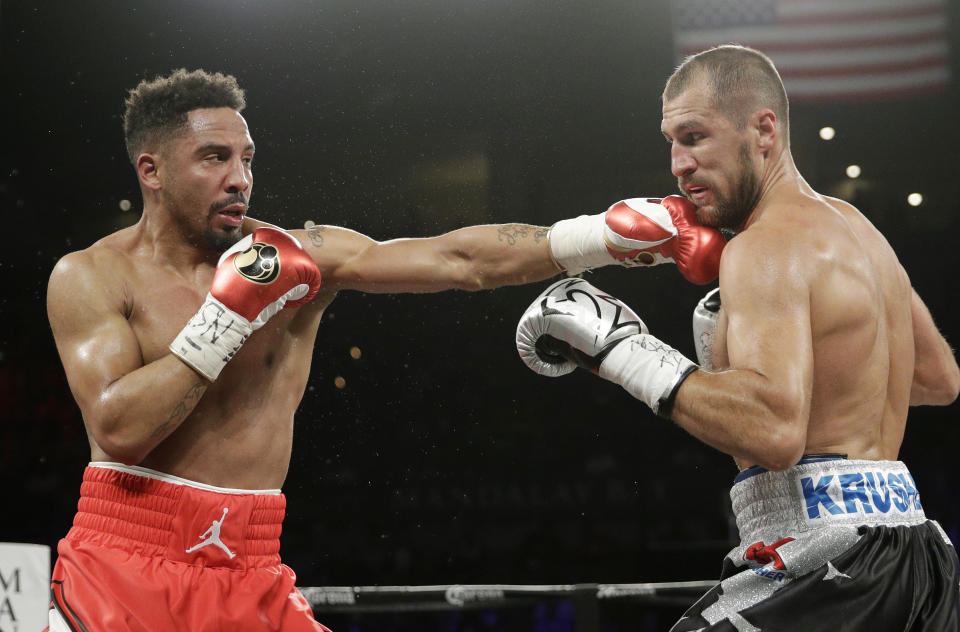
[
  {"xmin": 437, "ymin": 223, "xmax": 560, "ymax": 290},
  {"xmin": 670, "ymin": 369, "xmax": 809, "ymax": 472},
  {"xmin": 88, "ymin": 355, "xmax": 208, "ymax": 465},
  {"xmin": 327, "ymin": 223, "xmax": 560, "ymax": 293}
]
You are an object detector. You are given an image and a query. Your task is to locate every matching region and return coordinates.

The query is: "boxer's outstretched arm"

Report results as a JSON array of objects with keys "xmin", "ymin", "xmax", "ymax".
[
  {"xmin": 290, "ymin": 223, "xmax": 561, "ymax": 293},
  {"xmin": 47, "ymin": 252, "xmax": 207, "ymax": 465},
  {"xmin": 909, "ymin": 288, "xmax": 960, "ymax": 406},
  {"xmin": 242, "ymin": 195, "xmax": 727, "ymax": 291}
]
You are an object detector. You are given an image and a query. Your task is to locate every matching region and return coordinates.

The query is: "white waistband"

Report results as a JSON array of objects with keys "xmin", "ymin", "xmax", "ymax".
[
  {"xmin": 88, "ymin": 462, "xmax": 282, "ymax": 495},
  {"xmin": 731, "ymin": 459, "xmax": 925, "ymax": 543}
]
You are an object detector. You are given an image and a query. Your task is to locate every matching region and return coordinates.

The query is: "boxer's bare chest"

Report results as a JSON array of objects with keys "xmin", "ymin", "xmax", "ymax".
[
  {"xmin": 114, "ymin": 257, "xmax": 329, "ymax": 485},
  {"xmin": 119, "ymin": 259, "xmax": 319, "ymax": 392}
]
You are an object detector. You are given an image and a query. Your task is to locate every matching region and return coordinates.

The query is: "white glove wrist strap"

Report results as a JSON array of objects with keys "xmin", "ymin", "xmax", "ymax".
[
  {"xmin": 599, "ymin": 333, "xmax": 697, "ymax": 418},
  {"xmin": 170, "ymin": 293, "xmax": 254, "ymax": 381},
  {"xmin": 548, "ymin": 214, "xmax": 615, "ymax": 275}
]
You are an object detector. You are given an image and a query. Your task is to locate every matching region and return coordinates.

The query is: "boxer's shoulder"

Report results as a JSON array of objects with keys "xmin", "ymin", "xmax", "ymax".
[
  {"xmin": 720, "ymin": 205, "xmax": 824, "ymax": 283},
  {"xmin": 49, "ymin": 228, "xmax": 165, "ymax": 322},
  {"xmin": 54, "ymin": 226, "xmax": 141, "ymax": 276}
]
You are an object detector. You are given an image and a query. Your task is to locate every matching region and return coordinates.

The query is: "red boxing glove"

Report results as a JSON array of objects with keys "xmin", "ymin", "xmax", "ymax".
[
  {"xmin": 212, "ymin": 227, "xmax": 322, "ymax": 325},
  {"xmin": 548, "ymin": 195, "xmax": 725, "ymax": 284},
  {"xmin": 603, "ymin": 196, "xmax": 726, "ymax": 285},
  {"xmin": 170, "ymin": 227, "xmax": 322, "ymax": 380}
]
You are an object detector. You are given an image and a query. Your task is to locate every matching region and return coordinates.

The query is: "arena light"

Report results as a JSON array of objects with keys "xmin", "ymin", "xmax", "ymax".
[
  {"xmin": 907, "ymin": 193, "xmax": 923, "ymax": 207},
  {"xmin": 349, "ymin": 346, "xmax": 362, "ymax": 360},
  {"xmin": 845, "ymin": 165, "xmax": 861, "ymax": 179},
  {"xmin": 304, "ymin": 220, "xmax": 316, "ymax": 229},
  {"xmin": 818, "ymin": 126, "xmax": 835, "ymax": 140},
  {"xmin": 334, "ymin": 376, "xmax": 346, "ymax": 389},
  {"xmin": 119, "ymin": 199, "xmax": 132, "ymax": 211}
]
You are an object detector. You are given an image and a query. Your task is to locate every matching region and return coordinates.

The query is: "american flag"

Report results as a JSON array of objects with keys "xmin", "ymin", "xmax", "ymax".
[{"xmin": 670, "ymin": 0, "xmax": 952, "ymax": 102}]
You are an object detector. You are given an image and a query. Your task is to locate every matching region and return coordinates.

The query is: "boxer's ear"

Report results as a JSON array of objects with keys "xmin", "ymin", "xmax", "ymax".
[
  {"xmin": 137, "ymin": 153, "xmax": 161, "ymax": 191},
  {"xmin": 754, "ymin": 108, "xmax": 778, "ymax": 154}
]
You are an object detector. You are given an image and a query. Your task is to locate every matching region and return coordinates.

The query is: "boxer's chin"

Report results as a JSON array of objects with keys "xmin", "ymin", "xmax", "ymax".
[
  {"xmin": 692, "ymin": 203, "xmax": 716, "ymax": 227},
  {"xmin": 688, "ymin": 200, "xmax": 722, "ymax": 229},
  {"xmin": 204, "ymin": 226, "xmax": 244, "ymax": 253}
]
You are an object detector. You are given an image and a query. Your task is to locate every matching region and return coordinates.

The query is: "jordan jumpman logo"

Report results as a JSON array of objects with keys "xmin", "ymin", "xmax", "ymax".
[{"xmin": 186, "ymin": 507, "xmax": 236, "ymax": 559}]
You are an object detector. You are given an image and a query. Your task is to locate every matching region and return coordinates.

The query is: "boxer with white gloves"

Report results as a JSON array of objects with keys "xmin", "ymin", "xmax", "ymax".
[
  {"xmin": 650, "ymin": 45, "xmax": 958, "ymax": 631},
  {"xmin": 548, "ymin": 195, "xmax": 726, "ymax": 284},
  {"xmin": 516, "ymin": 278, "xmax": 697, "ymax": 418},
  {"xmin": 171, "ymin": 227, "xmax": 322, "ymax": 381}
]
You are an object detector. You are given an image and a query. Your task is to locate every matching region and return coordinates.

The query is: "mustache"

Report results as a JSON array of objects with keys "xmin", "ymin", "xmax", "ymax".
[
  {"xmin": 679, "ymin": 178, "xmax": 708, "ymax": 191},
  {"xmin": 210, "ymin": 193, "xmax": 248, "ymax": 213}
]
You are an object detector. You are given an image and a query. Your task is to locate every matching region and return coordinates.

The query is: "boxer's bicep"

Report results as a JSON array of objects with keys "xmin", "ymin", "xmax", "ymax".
[
  {"xmin": 293, "ymin": 224, "xmax": 462, "ymax": 292},
  {"xmin": 721, "ymin": 235, "xmax": 814, "ymax": 425},
  {"xmin": 47, "ymin": 253, "xmax": 144, "ymax": 422},
  {"xmin": 289, "ymin": 225, "xmax": 393, "ymax": 290}
]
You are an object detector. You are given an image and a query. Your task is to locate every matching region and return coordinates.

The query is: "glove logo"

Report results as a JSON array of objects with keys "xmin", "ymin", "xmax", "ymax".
[{"xmin": 233, "ymin": 242, "xmax": 281, "ymax": 284}]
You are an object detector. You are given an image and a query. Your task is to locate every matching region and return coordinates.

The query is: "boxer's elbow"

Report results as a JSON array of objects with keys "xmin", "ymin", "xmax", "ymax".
[
  {"xmin": 754, "ymin": 427, "xmax": 806, "ymax": 472},
  {"xmin": 95, "ymin": 429, "xmax": 150, "ymax": 465},
  {"xmin": 440, "ymin": 233, "xmax": 543, "ymax": 291},
  {"xmin": 441, "ymin": 248, "xmax": 494, "ymax": 291},
  {"xmin": 929, "ymin": 361, "xmax": 959, "ymax": 405},
  {"xmin": 911, "ymin": 356, "xmax": 960, "ymax": 406},
  {"xmin": 447, "ymin": 257, "xmax": 547, "ymax": 292},
  {"xmin": 88, "ymin": 410, "xmax": 152, "ymax": 465},
  {"xmin": 932, "ymin": 368, "xmax": 960, "ymax": 405},
  {"xmin": 751, "ymin": 397, "xmax": 807, "ymax": 472}
]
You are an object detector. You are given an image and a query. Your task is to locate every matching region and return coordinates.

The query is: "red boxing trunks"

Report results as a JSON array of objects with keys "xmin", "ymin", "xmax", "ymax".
[
  {"xmin": 671, "ymin": 457, "xmax": 960, "ymax": 631},
  {"xmin": 48, "ymin": 462, "xmax": 331, "ymax": 632}
]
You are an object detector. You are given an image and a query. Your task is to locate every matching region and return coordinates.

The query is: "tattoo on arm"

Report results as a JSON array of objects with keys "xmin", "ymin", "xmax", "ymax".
[
  {"xmin": 307, "ymin": 225, "xmax": 326, "ymax": 249},
  {"xmin": 497, "ymin": 225, "xmax": 549, "ymax": 246},
  {"xmin": 153, "ymin": 380, "xmax": 207, "ymax": 439}
]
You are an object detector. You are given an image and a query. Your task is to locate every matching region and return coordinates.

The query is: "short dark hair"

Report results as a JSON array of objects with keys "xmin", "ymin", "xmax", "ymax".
[
  {"xmin": 123, "ymin": 68, "xmax": 246, "ymax": 163},
  {"xmin": 664, "ymin": 45, "xmax": 790, "ymax": 145}
]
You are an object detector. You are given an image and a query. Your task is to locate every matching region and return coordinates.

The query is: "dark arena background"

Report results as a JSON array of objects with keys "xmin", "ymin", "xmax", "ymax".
[{"xmin": 2, "ymin": 1, "xmax": 959, "ymax": 630}]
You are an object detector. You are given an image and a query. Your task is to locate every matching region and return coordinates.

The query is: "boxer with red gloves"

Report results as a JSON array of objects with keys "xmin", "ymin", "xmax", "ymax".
[
  {"xmin": 171, "ymin": 227, "xmax": 321, "ymax": 381},
  {"xmin": 548, "ymin": 195, "xmax": 725, "ymax": 284},
  {"xmin": 45, "ymin": 68, "xmax": 721, "ymax": 632}
]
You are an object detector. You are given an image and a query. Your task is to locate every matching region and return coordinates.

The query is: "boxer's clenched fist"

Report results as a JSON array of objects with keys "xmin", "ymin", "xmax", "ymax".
[
  {"xmin": 548, "ymin": 195, "xmax": 725, "ymax": 284},
  {"xmin": 515, "ymin": 278, "xmax": 648, "ymax": 377},
  {"xmin": 517, "ymin": 278, "xmax": 697, "ymax": 418},
  {"xmin": 171, "ymin": 227, "xmax": 322, "ymax": 380}
]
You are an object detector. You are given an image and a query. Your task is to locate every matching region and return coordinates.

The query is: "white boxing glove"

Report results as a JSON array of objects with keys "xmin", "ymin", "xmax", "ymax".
[
  {"xmin": 516, "ymin": 278, "xmax": 698, "ymax": 418},
  {"xmin": 516, "ymin": 278, "xmax": 648, "ymax": 377},
  {"xmin": 693, "ymin": 287, "xmax": 721, "ymax": 371}
]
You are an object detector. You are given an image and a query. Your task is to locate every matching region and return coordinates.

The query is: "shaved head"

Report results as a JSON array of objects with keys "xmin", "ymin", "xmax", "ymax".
[{"xmin": 664, "ymin": 44, "xmax": 790, "ymax": 145}]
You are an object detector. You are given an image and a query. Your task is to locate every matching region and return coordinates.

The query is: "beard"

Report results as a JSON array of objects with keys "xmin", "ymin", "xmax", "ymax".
[
  {"xmin": 161, "ymin": 171, "xmax": 249, "ymax": 253},
  {"xmin": 684, "ymin": 142, "xmax": 761, "ymax": 233},
  {"xmin": 201, "ymin": 193, "xmax": 248, "ymax": 252},
  {"xmin": 202, "ymin": 226, "xmax": 243, "ymax": 252}
]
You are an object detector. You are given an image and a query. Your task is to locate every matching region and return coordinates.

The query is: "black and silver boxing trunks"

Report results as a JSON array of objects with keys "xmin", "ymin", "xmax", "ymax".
[{"xmin": 671, "ymin": 456, "xmax": 960, "ymax": 631}]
